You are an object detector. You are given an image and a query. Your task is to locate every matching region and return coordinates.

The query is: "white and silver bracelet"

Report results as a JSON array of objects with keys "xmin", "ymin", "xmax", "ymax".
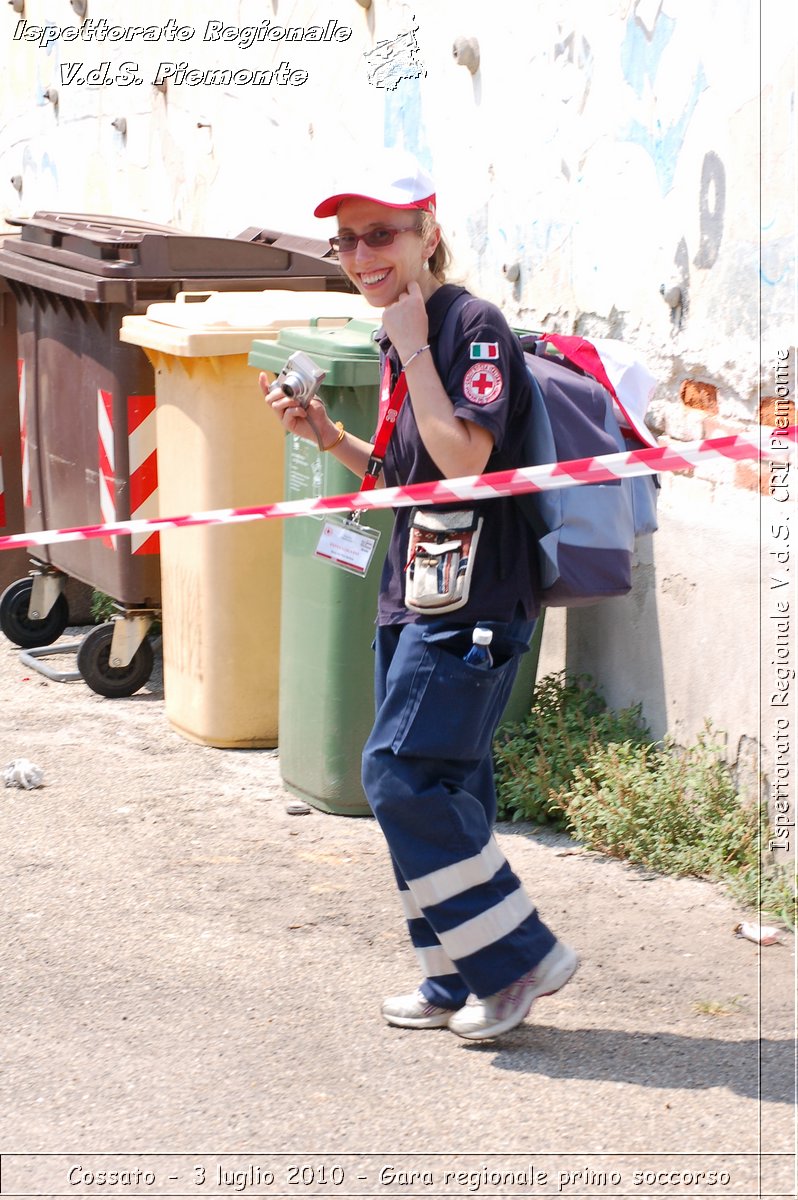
[{"xmin": 402, "ymin": 343, "xmax": 430, "ymax": 369}]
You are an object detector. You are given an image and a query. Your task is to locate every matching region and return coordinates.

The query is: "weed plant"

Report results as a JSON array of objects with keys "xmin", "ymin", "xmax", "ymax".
[
  {"xmin": 91, "ymin": 590, "xmax": 116, "ymax": 624},
  {"xmin": 91, "ymin": 590, "xmax": 162, "ymax": 636},
  {"xmin": 561, "ymin": 726, "xmax": 794, "ymax": 922},
  {"xmin": 494, "ymin": 673, "xmax": 796, "ymax": 925},
  {"xmin": 494, "ymin": 671, "xmax": 649, "ymax": 828}
]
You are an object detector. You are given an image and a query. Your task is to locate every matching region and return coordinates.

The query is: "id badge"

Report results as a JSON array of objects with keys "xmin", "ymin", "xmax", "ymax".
[{"xmin": 314, "ymin": 515, "xmax": 381, "ymax": 577}]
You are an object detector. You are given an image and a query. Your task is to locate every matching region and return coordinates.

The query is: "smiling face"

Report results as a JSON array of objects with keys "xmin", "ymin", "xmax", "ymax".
[{"xmin": 335, "ymin": 197, "xmax": 441, "ymax": 307}]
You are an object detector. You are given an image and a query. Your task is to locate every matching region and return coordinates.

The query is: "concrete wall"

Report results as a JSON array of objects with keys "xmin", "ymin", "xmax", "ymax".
[
  {"xmin": 1, "ymin": 1, "xmax": 795, "ymax": 807},
  {"xmin": 3, "ymin": 2, "xmax": 792, "ymax": 379}
]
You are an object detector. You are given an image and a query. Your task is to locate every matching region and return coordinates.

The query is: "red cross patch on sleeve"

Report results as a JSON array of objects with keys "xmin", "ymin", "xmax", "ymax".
[{"xmin": 463, "ymin": 362, "xmax": 504, "ymax": 405}]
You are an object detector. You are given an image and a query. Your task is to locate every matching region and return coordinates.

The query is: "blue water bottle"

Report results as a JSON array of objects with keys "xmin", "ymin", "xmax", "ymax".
[{"xmin": 464, "ymin": 626, "xmax": 493, "ymax": 669}]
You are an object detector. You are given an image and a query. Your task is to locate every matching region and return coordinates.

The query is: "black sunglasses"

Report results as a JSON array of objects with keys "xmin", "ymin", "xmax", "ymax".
[{"xmin": 329, "ymin": 226, "xmax": 420, "ymax": 254}]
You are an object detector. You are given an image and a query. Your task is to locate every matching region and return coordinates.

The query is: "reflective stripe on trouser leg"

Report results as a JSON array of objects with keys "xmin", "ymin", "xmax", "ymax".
[
  {"xmin": 391, "ymin": 851, "xmax": 466, "ymax": 1008},
  {"xmin": 364, "ymin": 619, "xmax": 556, "ymax": 1001},
  {"xmin": 396, "ymin": 875, "xmax": 468, "ymax": 1009},
  {"xmin": 378, "ymin": 630, "xmax": 470, "ymax": 1008}
]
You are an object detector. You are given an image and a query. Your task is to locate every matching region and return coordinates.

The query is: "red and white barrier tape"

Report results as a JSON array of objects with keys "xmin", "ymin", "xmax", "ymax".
[{"xmin": 0, "ymin": 428, "xmax": 794, "ymax": 553}]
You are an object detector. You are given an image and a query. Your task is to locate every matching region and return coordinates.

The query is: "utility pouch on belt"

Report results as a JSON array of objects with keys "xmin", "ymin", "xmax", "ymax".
[{"xmin": 404, "ymin": 508, "xmax": 483, "ymax": 614}]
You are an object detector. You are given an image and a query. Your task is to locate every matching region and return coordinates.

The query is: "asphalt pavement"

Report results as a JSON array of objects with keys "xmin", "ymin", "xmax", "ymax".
[{"xmin": 1, "ymin": 633, "xmax": 794, "ymax": 1199}]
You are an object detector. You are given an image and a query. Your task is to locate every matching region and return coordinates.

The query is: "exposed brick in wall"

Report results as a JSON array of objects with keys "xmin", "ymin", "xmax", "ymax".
[
  {"xmin": 679, "ymin": 379, "xmax": 719, "ymax": 413},
  {"xmin": 673, "ymin": 381, "xmax": 773, "ymax": 494},
  {"xmin": 734, "ymin": 461, "xmax": 769, "ymax": 495},
  {"xmin": 760, "ymin": 395, "xmax": 796, "ymax": 427}
]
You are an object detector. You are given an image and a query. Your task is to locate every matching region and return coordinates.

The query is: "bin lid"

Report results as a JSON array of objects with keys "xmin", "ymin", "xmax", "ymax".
[
  {"xmin": 120, "ymin": 290, "xmax": 376, "ymax": 357},
  {"xmin": 0, "ymin": 232, "xmax": 20, "ymax": 294},
  {"xmin": 0, "ymin": 212, "xmax": 352, "ymax": 302},
  {"xmin": 237, "ymin": 226, "xmax": 336, "ymax": 261},
  {"xmin": 248, "ymin": 318, "xmax": 382, "ymax": 388}
]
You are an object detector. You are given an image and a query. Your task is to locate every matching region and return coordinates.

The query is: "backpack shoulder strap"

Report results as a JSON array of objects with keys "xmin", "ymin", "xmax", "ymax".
[{"xmin": 433, "ymin": 286, "xmax": 476, "ymax": 372}]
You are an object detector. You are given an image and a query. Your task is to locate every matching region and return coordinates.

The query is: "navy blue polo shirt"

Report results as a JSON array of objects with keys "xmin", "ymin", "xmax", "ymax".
[{"xmin": 375, "ymin": 284, "xmax": 540, "ymax": 626}]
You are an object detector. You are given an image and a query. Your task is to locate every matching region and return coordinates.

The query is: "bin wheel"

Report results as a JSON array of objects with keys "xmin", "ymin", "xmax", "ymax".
[
  {"xmin": 77, "ymin": 622, "xmax": 154, "ymax": 698},
  {"xmin": 0, "ymin": 577, "xmax": 70, "ymax": 649}
]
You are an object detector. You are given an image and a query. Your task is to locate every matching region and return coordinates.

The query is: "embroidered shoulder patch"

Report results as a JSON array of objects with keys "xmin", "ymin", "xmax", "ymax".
[
  {"xmin": 463, "ymin": 362, "xmax": 504, "ymax": 405},
  {"xmin": 470, "ymin": 342, "xmax": 499, "ymax": 360}
]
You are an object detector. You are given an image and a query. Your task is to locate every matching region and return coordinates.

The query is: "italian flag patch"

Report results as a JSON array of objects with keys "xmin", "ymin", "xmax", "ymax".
[{"xmin": 470, "ymin": 342, "xmax": 499, "ymax": 360}]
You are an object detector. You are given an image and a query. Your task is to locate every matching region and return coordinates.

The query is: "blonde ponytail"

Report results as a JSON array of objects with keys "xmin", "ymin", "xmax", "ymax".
[{"xmin": 418, "ymin": 211, "xmax": 451, "ymax": 283}]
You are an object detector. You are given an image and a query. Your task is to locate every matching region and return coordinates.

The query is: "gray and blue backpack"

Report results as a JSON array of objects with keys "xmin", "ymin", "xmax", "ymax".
[{"xmin": 439, "ymin": 295, "xmax": 659, "ymax": 607}]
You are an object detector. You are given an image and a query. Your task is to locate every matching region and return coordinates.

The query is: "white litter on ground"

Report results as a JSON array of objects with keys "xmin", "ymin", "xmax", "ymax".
[
  {"xmin": 3, "ymin": 758, "xmax": 44, "ymax": 789},
  {"xmin": 734, "ymin": 921, "xmax": 784, "ymax": 946}
]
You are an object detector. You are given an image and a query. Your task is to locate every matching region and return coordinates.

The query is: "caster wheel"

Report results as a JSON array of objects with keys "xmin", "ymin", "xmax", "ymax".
[
  {"xmin": 77, "ymin": 622, "xmax": 154, "ymax": 698},
  {"xmin": 0, "ymin": 577, "xmax": 69, "ymax": 648}
]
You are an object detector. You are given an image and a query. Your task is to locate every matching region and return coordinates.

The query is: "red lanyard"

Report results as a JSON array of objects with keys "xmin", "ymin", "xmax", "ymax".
[{"xmin": 360, "ymin": 359, "xmax": 409, "ymax": 492}]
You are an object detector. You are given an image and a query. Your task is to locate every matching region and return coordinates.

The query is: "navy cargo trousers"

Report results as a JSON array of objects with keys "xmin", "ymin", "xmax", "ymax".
[{"xmin": 361, "ymin": 616, "xmax": 557, "ymax": 1010}]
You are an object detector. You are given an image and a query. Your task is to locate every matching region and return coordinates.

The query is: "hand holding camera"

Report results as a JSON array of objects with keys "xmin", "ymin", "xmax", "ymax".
[
  {"xmin": 266, "ymin": 350, "xmax": 327, "ymax": 408},
  {"xmin": 260, "ymin": 350, "xmax": 336, "ymax": 451}
]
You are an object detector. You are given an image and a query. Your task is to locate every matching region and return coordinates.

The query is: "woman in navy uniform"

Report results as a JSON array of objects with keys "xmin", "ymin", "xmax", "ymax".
[{"xmin": 262, "ymin": 148, "xmax": 577, "ymax": 1040}]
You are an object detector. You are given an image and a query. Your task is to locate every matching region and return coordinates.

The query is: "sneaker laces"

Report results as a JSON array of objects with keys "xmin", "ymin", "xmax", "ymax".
[
  {"xmin": 414, "ymin": 989, "xmax": 447, "ymax": 1015},
  {"xmin": 468, "ymin": 967, "xmax": 538, "ymax": 1013},
  {"xmin": 498, "ymin": 969, "xmax": 537, "ymax": 1013}
]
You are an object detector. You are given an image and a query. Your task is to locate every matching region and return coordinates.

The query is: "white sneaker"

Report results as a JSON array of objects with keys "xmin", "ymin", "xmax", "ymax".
[
  {"xmin": 448, "ymin": 941, "xmax": 578, "ymax": 1040},
  {"xmin": 382, "ymin": 988, "xmax": 455, "ymax": 1029}
]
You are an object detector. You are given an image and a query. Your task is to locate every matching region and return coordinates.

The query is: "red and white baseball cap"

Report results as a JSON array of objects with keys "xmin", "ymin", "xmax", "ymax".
[{"xmin": 313, "ymin": 147, "xmax": 436, "ymax": 219}]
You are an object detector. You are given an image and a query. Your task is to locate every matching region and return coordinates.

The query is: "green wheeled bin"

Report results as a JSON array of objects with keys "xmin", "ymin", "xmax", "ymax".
[
  {"xmin": 249, "ymin": 319, "xmax": 388, "ymax": 816},
  {"xmin": 496, "ymin": 615, "xmax": 544, "ymax": 729}
]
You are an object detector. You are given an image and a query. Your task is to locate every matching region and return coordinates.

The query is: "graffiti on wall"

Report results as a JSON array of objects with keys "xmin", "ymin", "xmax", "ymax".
[
  {"xmin": 21, "ymin": 146, "xmax": 59, "ymax": 205},
  {"xmin": 365, "ymin": 26, "xmax": 426, "ymax": 92},
  {"xmin": 379, "ymin": 17, "xmax": 433, "ymax": 170},
  {"xmin": 553, "ymin": 26, "xmax": 594, "ymax": 118},
  {"xmin": 620, "ymin": 5, "xmax": 707, "ymax": 196},
  {"xmin": 619, "ymin": 5, "xmax": 727, "ymax": 283},
  {"xmin": 694, "ymin": 150, "xmax": 725, "ymax": 270}
]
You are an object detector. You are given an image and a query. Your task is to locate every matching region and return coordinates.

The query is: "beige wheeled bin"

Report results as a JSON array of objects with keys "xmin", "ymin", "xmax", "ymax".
[{"xmin": 120, "ymin": 289, "xmax": 372, "ymax": 748}]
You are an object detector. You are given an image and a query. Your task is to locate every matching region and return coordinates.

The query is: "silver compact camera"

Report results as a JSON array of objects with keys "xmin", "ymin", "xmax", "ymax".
[{"xmin": 268, "ymin": 350, "xmax": 327, "ymax": 408}]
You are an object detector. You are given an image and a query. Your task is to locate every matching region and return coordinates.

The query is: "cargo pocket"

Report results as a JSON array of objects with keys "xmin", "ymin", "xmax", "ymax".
[{"xmin": 391, "ymin": 642, "xmax": 516, "ymax": 763}]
